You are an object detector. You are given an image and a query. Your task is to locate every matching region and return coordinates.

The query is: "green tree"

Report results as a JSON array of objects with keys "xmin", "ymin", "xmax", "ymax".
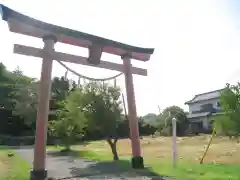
[
  {"xmin": 12, "ymin": 80, "xmax": 38, "ymax": 126},
  {"xmin": 0, "ymin": 63, "xmax": 16, "ymax": 109},
  {"xmin": 51, "ymin": 77, "xmax": 70, "ymax": 102},
  {"xmin": 49, "ymin": 89, "xmax": 87, "ymax": 151},
  {"xmin": 9, "ymin": 66, "xmax": 37, "ymax": 126},
  {"xmin": 156, "ymin": 106, "xmax": 188, "ymax": 136},
  {"xmin": 51, "ymin": 77, "xmax": 77, "ymax": 112},
  {"xmin": 12, "ymin": 74, "xmax": 75, "ymax": 126},
  {"xmin": 213, "ymin": 83, "xmax": 240, "ymax": 139},
  {"xmin": 82, "ymin": 82, "xmax": 123, "ymax": 160},
  {"xmin": 142, "ymin": 113, "xmax": 158, "ymax": 127}
]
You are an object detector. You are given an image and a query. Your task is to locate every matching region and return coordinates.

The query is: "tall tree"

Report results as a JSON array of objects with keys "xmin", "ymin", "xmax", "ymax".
[
  {"xmin": 51, "ymin": 77, "xmax": 70, "ymax": 101},
  {"xmin": 0, "ymin": 63, "xmax": 16, "ymax": 109},
  {"xmin": 48, "ymin": 89, "xmax": 87, "ymax": 150},
  {"xmin": 51, "ymin": 76, "xmax": 71, "ymax": 111},
  {"xmin": 12, "ymin": 80, "xmax": 38, "ymax": 126},
  {"xmin": 156, "ymin": 106, "xmax": 189, "ymax": 136},
  {"xmin": 82, "ymin": 82, "xmax": 123, "ymax": 160},
  {"xmin": 51, "ymin": 76, "xmax": 77, "ymax": 110},
  {"xmin": 142, "ymin": 113, "xmax": 158, "ymax": 127},
  {"xmin": 12, "ymin": 74, "xmax": 75, "ymax": 126},
  {"xmin": 213, "ymin": 83, "xmax": 240, "ymax": 139}
]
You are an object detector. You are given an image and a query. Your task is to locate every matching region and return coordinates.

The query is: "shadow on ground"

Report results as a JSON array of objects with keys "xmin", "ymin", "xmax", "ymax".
[
  {"xmin": 69, "ymin": 160, "xmax": 165, "ymax": 179},
  {"xmin": 47, "ymin": 150, "xmax": 166, "ymax": 180},
  {"xmin": 47, "ymin": 149, "xmax": 94, "ymax": 159},
  {"xmin": 0, "ymin": 145, "xmax": 34, "ymax": 149}
]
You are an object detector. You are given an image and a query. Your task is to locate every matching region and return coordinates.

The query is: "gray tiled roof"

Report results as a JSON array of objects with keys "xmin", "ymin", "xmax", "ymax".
[{"xmin": 185, "ymin": 89, "xmax": 223, "ymax": 104}]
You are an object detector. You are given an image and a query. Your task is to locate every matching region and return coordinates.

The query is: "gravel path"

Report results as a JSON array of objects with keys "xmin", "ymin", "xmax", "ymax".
[{"xmin": 15, "ymin": 147, "xmax": 174, "ymax": 180}]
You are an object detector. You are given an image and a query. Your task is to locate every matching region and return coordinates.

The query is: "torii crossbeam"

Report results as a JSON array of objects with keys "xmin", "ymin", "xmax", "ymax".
[{"xmin": 0, "ymin": 4, "xmax": 154, "ymax": 180}]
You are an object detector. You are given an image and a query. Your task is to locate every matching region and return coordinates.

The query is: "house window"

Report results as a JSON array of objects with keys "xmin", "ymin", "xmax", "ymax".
[
  {"xmin": 216, "ymin": 102, "xmax": 221, "ymax": 108},
  {"xmin": 200, "ymin": 103, "xmax": 213, "ymax": 112}
]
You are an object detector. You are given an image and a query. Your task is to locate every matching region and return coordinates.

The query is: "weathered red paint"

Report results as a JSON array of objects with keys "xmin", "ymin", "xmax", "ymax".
[
  {"xmin": 123, "ymin": 55, "xmax": 142, "ymax": 157},
  {"xmin": 33, "ymin": 38, "xmax": 55, "ymax": 171}
]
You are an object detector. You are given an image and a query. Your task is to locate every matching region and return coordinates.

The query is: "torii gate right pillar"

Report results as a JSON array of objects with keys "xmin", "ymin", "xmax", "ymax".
[{"xmin": 122, "ymin": 55, "xmax": 143, "ymax": 168}]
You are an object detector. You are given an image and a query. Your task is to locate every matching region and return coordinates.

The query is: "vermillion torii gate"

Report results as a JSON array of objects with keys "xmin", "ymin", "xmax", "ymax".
[{"xmin": 0, "ymin": 4, "xmax": 154, "ymax": 180}]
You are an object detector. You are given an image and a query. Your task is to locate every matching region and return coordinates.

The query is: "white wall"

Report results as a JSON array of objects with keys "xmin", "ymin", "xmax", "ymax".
[{"xmin": 188, "ymin": 98, "xmax": 220, "ymax": 114}]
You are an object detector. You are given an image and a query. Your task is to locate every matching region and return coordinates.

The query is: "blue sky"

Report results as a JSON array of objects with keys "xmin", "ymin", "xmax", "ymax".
[
  {"xmin": 226, "ymin": 0, "xmax": 240, "ymax": 27},
  {"xmin": 0, "ymin": 0, "xmax": 240, "ymax": 115}
]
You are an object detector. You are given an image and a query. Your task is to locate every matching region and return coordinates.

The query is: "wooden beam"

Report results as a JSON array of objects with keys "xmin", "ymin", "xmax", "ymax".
[{"xmin": 13, "ymin": 44, "xmax": 147, "ymax": 76}]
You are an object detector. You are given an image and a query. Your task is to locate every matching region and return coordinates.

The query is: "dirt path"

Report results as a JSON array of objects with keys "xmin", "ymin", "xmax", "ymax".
[{"xmin": 15, "ymin": 147, "xmax": 167, "ymax": 179}]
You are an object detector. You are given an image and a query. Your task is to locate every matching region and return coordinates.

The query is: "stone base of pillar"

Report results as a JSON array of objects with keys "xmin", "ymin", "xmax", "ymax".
[
  {"xmin": 131, "ymin": 156, "xmax": 144, "ymax": 169},
  {"xmin": 30, "ymin": 169, "xmax": 47, "ymax": 180}
]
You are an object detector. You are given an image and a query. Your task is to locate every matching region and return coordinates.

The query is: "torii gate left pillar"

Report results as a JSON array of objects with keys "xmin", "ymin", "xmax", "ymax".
[
  {"xmin": 31, "ymin": 35, "xmax": 56, "ymax": 180},
  {"xmin": 0, "ymin": 4, "xmax": 154, "ymax": 180}
]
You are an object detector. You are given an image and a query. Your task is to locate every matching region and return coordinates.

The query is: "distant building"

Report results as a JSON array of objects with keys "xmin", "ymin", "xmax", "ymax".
[{"xmin": 185, "ymin": 89, "xmax": 223, "ymax": 133}]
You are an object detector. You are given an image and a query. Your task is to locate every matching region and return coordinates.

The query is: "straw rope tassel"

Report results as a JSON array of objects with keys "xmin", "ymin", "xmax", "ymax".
[
  {"xmin": 64, "ymin": 70, "xmax": 68, "ymax": 80},
  {"xmin": 78, "ymin": 77, "xmax": 81, "ymax": 88}
]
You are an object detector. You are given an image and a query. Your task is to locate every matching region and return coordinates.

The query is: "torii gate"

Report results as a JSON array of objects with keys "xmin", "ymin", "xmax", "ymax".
[{"xmin": 0, "ymin": 4, "xmax": 154, "ymax": 180}]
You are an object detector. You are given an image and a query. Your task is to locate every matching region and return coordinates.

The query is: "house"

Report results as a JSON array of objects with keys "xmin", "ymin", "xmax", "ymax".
[{"xmin": 185, "ymin": 89, "xmax": 223, "ymax": 133}]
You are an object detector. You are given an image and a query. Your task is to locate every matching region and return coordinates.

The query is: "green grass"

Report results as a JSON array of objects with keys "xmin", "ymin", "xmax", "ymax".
[
  {"xmin": 0, "ymin": 143, "xmax": 237, "ymax": 180},
  {"xmin": 147, "ymin": 159, "xmax": 240, "ymax": 180},
  {"xmin": 48, "ymin": 145, "xmax": 240, "ymax": 180},
  {"xmin": 0, "ymin": 147, "xmax": 29, "ymax": 180}
]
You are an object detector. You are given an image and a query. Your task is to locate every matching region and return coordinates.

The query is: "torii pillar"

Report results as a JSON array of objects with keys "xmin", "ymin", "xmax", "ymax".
[
  {"xmin": 0, "ymin": 4, "xmax": 154, "ymax": 179},
  {"xmin": 31, "ymin": 35, "xmax": 56, "ymax": 180},
  {"xmin": 122, "ymin": 54, "xmax": 143, "ymax": 167}
]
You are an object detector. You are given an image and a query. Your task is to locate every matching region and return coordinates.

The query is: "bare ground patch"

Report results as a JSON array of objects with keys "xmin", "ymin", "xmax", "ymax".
[{"xmin": 0, "ymin": 154, "xmax": 10, "ymax": 176}]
